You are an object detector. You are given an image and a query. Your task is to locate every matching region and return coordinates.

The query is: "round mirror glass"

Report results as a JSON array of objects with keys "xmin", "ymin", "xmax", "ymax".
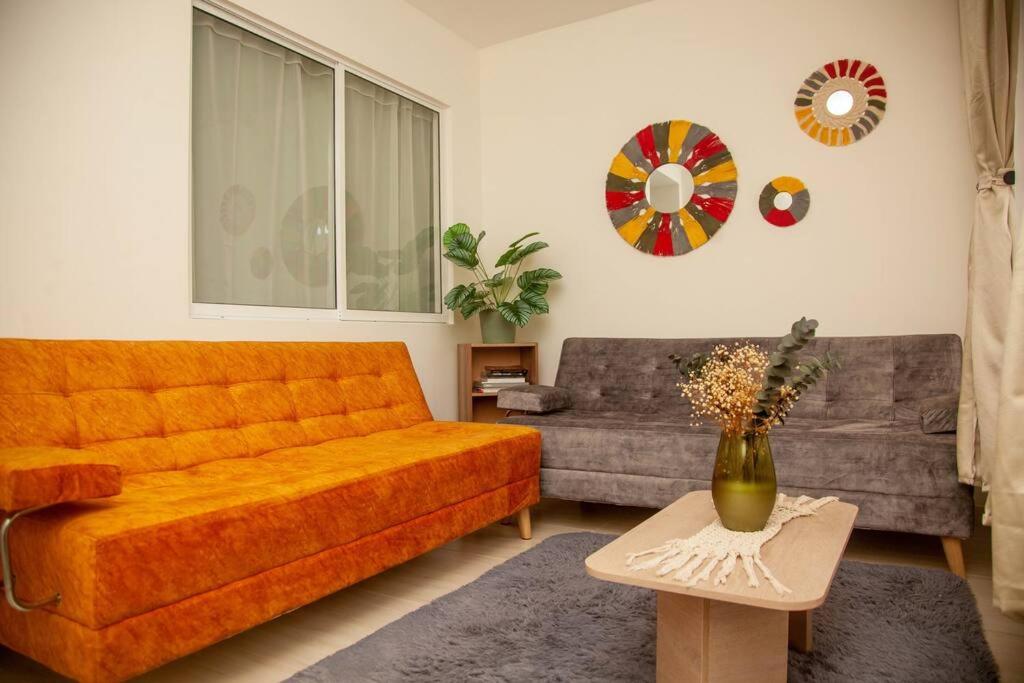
[
  {"xmin": 825, "ymin": 89, "xmax": 854, "ymax": 116},
  {"xmin": 773, "ymin": 192, "xmax": 794, "ymax": 211},
  {"xmin": 645, "ymin": 163, "xmax": 694, "ymax": 213}
]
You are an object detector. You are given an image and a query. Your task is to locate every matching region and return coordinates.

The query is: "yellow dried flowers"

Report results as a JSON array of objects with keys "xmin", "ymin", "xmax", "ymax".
[{"xmin": 678, "ymin": 343, "xmax": 798, "ymax": 436}]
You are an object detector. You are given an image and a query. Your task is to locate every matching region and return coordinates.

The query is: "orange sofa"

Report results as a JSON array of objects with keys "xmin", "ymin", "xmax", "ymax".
[{"xmin": 0, "ymin": 339, "xmax": 540, "ymax": 682}]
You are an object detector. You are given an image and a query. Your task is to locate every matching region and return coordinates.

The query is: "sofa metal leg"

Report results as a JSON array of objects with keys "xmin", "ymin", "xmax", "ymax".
[
  {"xmin": 1, "ymin": 506, "xmax": 62, "ymax": 612},
  {"xmin": 516, "ymin": 507, "xmax": 532, "ymax": 540},
  {"xmin": 941, "ymin": 536, "xmax": 966, "ymax": 578}
]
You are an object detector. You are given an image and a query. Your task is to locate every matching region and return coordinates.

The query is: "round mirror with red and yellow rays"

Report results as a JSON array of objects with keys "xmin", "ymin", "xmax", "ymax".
[{"xmin": 605, "ymin": 120, "xmax": 738, "ymax": 256}]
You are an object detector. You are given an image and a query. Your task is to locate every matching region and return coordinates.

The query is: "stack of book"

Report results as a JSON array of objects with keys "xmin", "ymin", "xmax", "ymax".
[{"xmin": 473, "ymin": 365, "xmax": 529, "ymax": 395}]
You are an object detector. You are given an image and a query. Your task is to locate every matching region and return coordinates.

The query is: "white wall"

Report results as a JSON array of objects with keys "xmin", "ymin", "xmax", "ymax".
[
  {"xmin": 0, "ymin": 0, "xmax": 977, "ymax": 406},
  {"xmin": 479, "ymin": 0, "xmax": 974, "ymax": 384},
  {"xmin": 0, "ymin": 0, "xmax": 481, "ymax": 419}
]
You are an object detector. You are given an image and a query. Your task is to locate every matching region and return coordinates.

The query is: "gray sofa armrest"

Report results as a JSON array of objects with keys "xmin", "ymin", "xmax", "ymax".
[
  {"xmin": 919, "ymin": 394, "xmax": 959, "ymax": 434},
  {"xmin": 496, "ymin": 385, "xmax": 573, "ymax": 413}
]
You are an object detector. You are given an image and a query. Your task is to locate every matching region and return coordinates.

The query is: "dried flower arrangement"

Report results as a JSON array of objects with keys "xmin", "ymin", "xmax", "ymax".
[{"xmin": 670, "ymin": 318, "xmax": 840, "ymax": 436}]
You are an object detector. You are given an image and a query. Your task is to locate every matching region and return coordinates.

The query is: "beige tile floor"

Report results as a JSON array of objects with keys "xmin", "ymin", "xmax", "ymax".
[{"xmin": 1, "ymin": 499, "xmax": 1020, "ymax": 681}]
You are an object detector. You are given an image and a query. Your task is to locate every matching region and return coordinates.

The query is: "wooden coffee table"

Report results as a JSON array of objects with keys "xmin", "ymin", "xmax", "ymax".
[{"xmin": 586, "ymin": 491, "xmax": 857, "ymax": 682}]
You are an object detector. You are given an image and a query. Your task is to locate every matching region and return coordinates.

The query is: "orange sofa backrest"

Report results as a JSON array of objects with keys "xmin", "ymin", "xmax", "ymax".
[{"xmin": 0, "ymin": 340, "xmax": 433, "ymax": 475}]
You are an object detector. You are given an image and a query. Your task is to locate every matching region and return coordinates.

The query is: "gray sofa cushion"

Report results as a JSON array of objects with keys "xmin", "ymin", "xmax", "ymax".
[
  {"xmin": 539, "ymin": 468, "xmax": 974, "ymax": 538},
  {"xmin": 496, "ymin": 385, "xmax": 573, "ymax": 413},
  {"xmin": 501, "ymin": 411, "xmax": 962, "ymax": 498}
]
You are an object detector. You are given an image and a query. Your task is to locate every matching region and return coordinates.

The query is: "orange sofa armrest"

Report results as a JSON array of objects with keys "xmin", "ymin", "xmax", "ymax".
[{"xmin": 0, "ymin": 447, "xmax": 122, "ymax": 512}]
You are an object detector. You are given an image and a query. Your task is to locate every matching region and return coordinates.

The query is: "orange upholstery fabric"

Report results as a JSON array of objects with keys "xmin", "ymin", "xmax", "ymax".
[
  {"xmin": 12, "ymin": 421, "xmax": 539, "ymax": 629},
  {"xmin": 0, "ymin": 339, "xmax": 541, "ymax": 682},
  {"xmin": 0, "ymin": 478, "xmax": 538, "ymax": 682},
  {"xmin": 0, "ymin": 448, "xmax": 121, "ymax": 511},
  {"xmin": 0, "ymin": 340, "xmax": 434, "ymax": 472}
]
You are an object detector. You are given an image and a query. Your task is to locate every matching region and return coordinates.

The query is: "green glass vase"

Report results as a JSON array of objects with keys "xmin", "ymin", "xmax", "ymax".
[{"xmin": 711, "ymin": 431, "xmax": 777, "ymax": 532}]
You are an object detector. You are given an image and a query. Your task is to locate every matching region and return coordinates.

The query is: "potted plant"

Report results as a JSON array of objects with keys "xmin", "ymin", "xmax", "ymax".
[
  {"xmin": 671, "ymin": 318, "xmax": 840, "ymax": 531},
  {"xmin": 441, "ymin": 223, "xmax": 561, "ymax": 343}
]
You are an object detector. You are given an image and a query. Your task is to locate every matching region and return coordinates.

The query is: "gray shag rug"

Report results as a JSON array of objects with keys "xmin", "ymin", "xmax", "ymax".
[{"xmin": 287, "ymin": 532, "xmax": 998, "ymax": 682}]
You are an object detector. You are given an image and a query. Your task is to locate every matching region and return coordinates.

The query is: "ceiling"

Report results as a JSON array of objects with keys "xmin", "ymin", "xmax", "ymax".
[{"xmin": 406, "ymin": 0, "xmax": 652, "ymax": 47}]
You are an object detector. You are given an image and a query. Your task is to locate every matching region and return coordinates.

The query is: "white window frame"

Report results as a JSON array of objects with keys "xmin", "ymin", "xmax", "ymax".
[{"xmin": 189, "ymin": 0, "xmax": 453, "ymax": 324}]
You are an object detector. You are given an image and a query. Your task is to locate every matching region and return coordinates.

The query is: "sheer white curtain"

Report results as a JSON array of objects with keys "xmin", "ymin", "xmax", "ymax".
[
  {"xmin": 191, "ymin": 9, "xmax": 335, "ymax": 309},
  {"xmin": 345, "ymin": 73, "xmax": 440, "ymax": 313}
]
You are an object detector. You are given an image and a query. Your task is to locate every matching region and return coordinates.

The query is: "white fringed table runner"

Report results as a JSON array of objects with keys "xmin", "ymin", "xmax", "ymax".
[{"xmin": 626, "ymin": 494, "xmax": 838, "ymax": 595}]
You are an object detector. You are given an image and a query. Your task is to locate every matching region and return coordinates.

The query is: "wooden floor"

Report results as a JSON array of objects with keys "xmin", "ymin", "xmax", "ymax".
[{"xmin": 1, "ymin": 499, "xmax": 1021, "ymax": 681}]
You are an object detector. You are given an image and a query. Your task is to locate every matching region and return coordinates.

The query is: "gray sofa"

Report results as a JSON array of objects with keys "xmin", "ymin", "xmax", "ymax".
[{"xmin": 497, "ymin": 335, "xmax": 973, "ymax": 574}]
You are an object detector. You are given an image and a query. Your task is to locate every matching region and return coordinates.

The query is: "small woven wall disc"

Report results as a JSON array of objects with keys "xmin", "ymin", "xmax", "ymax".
[{"xmin": 759, "ymin": 177, "xmax": 810, "ymax": 227}]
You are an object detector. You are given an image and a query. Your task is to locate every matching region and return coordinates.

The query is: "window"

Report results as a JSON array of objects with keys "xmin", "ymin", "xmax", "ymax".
[
  {"xmin": 190, "ymin": 4, "xmax": 444, "ymax": 321},
  {"xmin": 191, "ymin": 9, "xmax": 335, "ymax": 310},
  {"xmin": 344, "ymin": 74, "xmax": 441, "ymax": 315}
]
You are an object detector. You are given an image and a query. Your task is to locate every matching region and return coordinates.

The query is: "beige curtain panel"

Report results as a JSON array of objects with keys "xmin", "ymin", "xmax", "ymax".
[{"xmin": 957, "ymin": 0, "xmax": 1021, "ymax": 615}]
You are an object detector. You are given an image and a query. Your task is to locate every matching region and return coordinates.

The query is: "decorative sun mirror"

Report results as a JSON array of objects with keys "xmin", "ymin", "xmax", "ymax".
[
  {"xmin": 605, "ymin": 120, "xmax": 737, "ymax": 256},
  {"xmin": 794, "ymin": 58, "xmax": 887, "ymax": 146}
]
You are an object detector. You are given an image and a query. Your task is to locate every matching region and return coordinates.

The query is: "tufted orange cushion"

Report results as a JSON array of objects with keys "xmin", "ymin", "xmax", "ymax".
[
  {"xmin": 0, "ymin": 448, "xmax": 122, "ymax": 511},
  {"xmin": 8, "ymin": 421, "xmax": 540, "ymax": 630},
  {"xmin": 0, "ymin": 339, "xmax": 434, "ymax": 470}
]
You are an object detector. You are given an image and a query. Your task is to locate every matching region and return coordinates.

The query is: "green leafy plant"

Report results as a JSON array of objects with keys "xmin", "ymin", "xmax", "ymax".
[{"xmin": 441, "ymin": 223, "xmax": 561, "ymax": 327}]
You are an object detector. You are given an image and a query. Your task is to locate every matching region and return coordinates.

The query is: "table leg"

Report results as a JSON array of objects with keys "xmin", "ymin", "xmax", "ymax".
[
  {"xmin": 788, "ymin": 610, "xmax": 812, "ymax": 653},
  {"xmin": 656, "ymin": 592, "xmax": 788, "ymax": 683}
]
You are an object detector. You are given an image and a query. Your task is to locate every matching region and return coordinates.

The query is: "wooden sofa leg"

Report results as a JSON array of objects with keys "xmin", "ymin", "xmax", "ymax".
[
  {"xmin": 941, "ymin": 536, "xmax": 966, "ymax": 578},
  {"xmin": 516, "ymin": 507, "xmax": 532, "ymax": 540},
  {"xmin": 788, "ymin": 610, "xmax": 813, "ymax": 653}
]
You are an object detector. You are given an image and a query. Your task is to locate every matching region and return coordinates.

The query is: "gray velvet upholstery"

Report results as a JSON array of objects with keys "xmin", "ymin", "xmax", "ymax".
[
  {"xmin": 918, "ymin": 393, "xmax": 959, "ymax": 434},
  {"xmin": 499, "ymin": 335, "xmax": 973, "ymax": 539},
  {"xmin": 497, "ymin": 385, "xmax": 573, "ymax": 413}
]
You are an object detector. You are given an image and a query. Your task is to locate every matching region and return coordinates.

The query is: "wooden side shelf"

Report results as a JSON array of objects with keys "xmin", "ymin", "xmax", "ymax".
[{"xmin": 457, "ymin": 343, "xmax": 538, "ymax": 423}]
